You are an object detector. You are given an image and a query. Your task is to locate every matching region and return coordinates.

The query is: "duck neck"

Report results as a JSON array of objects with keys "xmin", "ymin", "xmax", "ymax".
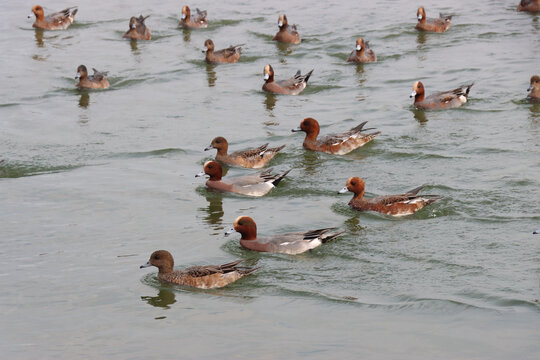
[
  {"xmin": 530, "ymin": 86, "xmax": 540, "ymax": 99},
  {"xmin": 240, "ymin": 223, "xmax": 257, "ymax": 241}
]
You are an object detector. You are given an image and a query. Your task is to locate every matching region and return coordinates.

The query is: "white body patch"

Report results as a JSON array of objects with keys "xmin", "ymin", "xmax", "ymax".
[{"xmin": 459, "ymin": 95, "xmax": 467, "ymax": 103}]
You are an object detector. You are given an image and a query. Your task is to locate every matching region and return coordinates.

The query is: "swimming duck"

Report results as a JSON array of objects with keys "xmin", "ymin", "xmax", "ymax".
[
  {"xmin": 75, "ymin": 65, "xmax": 110, "ymax": 89},
  {"xmin": 196, "ymin": 161, "xmax": 290, "ymax": 197},
  {"xmin": 262, "ymin": 64, "xmax": 313, "ymax": 95},
  {"xmin": 140, "ymin": 250, "xmax": 257, "ymax": 289},
  {"xmin": 205, "ymin": 136, "xmax": 285, "ymax": 168},
  {"xmin": 179, "ymin": 5, "xmax": 207, "ymax": 28},
  {"xmin": 518, "ymin": 0, "xmax": 540, "ymax": 12},
  {"xmin": 272, "ymin": 14, "xmax": 301, "ymax": 44},
  {"xmin": 29, "ymin": 5, "xmax": 78, "ymax": 30},
  {"xmin": 292, "ymin": 117, "xmax": 380, "ymax": 155},
  {"xmin": 339, "ymin": 177, "xmax": 440, "ymax": 216},
  {"xmin": 347, "ymin": 37, "xmax": 376, "ymax": 63},
  {"xmin": 527, "ymin": 75, "xmax": 540, "ymax": 102},
  {"xmin": 225, "ymin": 216, "xmax": 344, "ymax": 255},
  {"xmin": 123, "ymin": 15, "xmax": 151, "ymax": 40},
  {"xmin": 204, "ymin": 39, "xmax": 242, "ymax": 64},
  {"xmin": 410, "ymin": 81, "xmax": 473, "ymax": 109},
  {"xmin": 415, "ymin": 6, "xmax": 452, "ymax": 32}
]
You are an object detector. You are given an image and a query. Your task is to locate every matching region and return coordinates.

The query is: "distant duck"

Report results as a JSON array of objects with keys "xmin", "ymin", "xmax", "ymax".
[
  {"xmin": 292, "ymin": 118, "xmax": 380, "ymax": 155},
  {"xmin": 411, "ymin": 81, "xmax": 473, "ymax": 110},
  {"xmin": 196, "ymin": 161, "xmax": 290, "ymax": 197},
  {"xmin": 272, "ymin": 14, "xmax": 301, "ymax": 44},
  {"xmin": 29, "ymin": 5, "xmax": 78, "ymax": 30},
  {"xmin": 415, "ymin": 6, "xmax": 452, "ymax": 33},
  {"xmin": 527, "ymin": 75, "xmax": 540, "ymax": 102},
  {"xmin": 262, "ymin": 64, "xmax": 313, "ymax": 95},
  {"xmin": 179, "ymin": 5, "xmax": 207, "ymax": 29},
  {"xmin": 75, "ymin": 65, "xmax": 110, "ymax": 89},
  {"xmin": 347, "ymin": 37, "xmax": 376, "ymax": 63},
  {"xmin": 205, "ymin": 136, "xmax": 285, "ymax": 168},
  {"xmin": 203, "ymin": 39, "xmax": 242, "ymax": 64},
  {"xmin": 518, "ymin": 0, "xmax": 540, "ymax": 12},
  {"xmin": 140, "ymin": 250, "xmax": 257, "ymax": 289},
  {"xmin": 123, "ymin": 15, "xmax": 151, "ymax": 40},
  {"xmin": 339, "ymin": 177, "xmax": 441, "ymax": 216}
]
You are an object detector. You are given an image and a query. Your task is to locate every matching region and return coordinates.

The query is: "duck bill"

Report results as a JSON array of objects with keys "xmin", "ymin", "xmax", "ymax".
[
  {"xmin": 140, "ymin": 261, "xmax": 151, "ymax": 268},
  {"xmin": 291, "ymin": 126, "xmax": 302, "ymax": 132},
  {"xmin": 527, "ymin": 86, "xmax": 532, "ymax": 92},
  {"xmin": 410, "ymin": 91, "xmax": 416, "ymax": 98},
  {"xmin": 204, "ymin": 145, "xmax": 213, "ymax": 151},
  {"xmin": 75, "ymin": 72, "xmax": 81, "ymax": 79},
  {"xmin": 278, "ymin": 21, "xmax": 283, "ymax": 27},
  {"xmin": 338, "ymin": 187, "xmax": 349, "ymax": 194},
  {"xmin": 264, "ymin": 73, "xmax": 269, "ymax": 80},
  {"xmin": 417, "ymin": 15, "xmax": 423, "ymax": 20},
  {"xmin": 224, "ymin": 227, "xmax": 234, "ymax": 236},
  {"xmin": 356, "ymin": 45, "xmax": 361, "ymax": 51},
  {"xmin": 195, "ymin": 171, "xmax": 206, "ymax": 177}
]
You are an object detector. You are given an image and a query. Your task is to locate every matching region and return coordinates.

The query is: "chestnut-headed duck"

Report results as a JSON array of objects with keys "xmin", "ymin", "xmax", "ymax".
[
  {"xmin": 123, "ymin": 15, "xmax": 151, "ymax": 40},
  {"xmin": 262, "ymin": 64, "xmax": 313, "ymax": 95},
  {"xmin": 225, "ymin": 216, "xmax": 344, "ymax": 255},
  {"xmin": 518, "ymin": 0, "xmax": 540, "ymax": 12},
  {"xmin": 196, "ymin": 161, "xmax": 290, "ymax": 197},
  {"xmin": 347, "ymin": 37, "xmax": 376, "ymax": 63},
  {"xmin": 415, "ymin": 6, "xmax": 452, "ymax": 33},
  {"xmin": 410, "ymin": 81, "xmax": 473, "ymax": 110},
  {"xmin": 179, "ymin": 5, "xmax": 207, "ymax": 28},
  {"xmin": 527, "ymin": 75, "xmax": 540, "ymax": 102},
  {"xmin": 272, "ymin": 14, "xmax": 301, "ymax": 44},
  {"xmin": 339, "ymin": 177, "xmax": 440, "ymax": 216},
  {"xmin": 29, "ymin": 5, "xmax": 78, "ymax": 30},
  {"xmin": 292, "ymin": 117, "xmax": 380, "ymax": 155},
  {"xmin": 75, "ymin": 65, "xmax": 110, "ymax": 89},
  {"xmin": 205, "ymin": 136, "xmax": 285, "ymax": 169},
  {"xmin": 140, "ymin": 250, "xmax": 257, "ymax": 289},
  {"xmin": 204, "ymin": 39, "xmax": 242, "ymax": 64}
]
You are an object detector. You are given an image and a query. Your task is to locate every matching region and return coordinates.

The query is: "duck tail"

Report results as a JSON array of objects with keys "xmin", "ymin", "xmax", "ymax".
[
  {"xmin": 321, "ymin": 229, "xmax": 345, "ymax": 243},
  {"xmin": 239, "ymin": 266, "xmax": 260, "ymax": 276},
  {"xmin": 406, "ymin": 185, "xmax": 425, "ymax": 195},
  {"xmin": 464, "ymin": 82, "xmax": 474, "ymax": 95},
  {"xmin": 303, "ymin": 69, "xmax": 314, "ymax": 83},
  {"xmin": 271, "ymin": 169, "xmax": 292, "ymax": 186}
]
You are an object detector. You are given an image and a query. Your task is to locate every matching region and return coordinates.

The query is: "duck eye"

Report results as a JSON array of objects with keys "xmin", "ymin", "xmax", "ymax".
[{"xmin": 154, "ymin": 255, "xmax": 160, "ymax": 260}]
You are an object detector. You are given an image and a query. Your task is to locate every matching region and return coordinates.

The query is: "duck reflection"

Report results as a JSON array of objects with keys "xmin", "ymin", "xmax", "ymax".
[
  {"xmin": 182, "ymin": 28, "xmax": 191, "ymax": 42},
  {"xmin": 264, "ymin": 92, "xmax": 277, "ymax": 112},
  {"xmin": 343, "ymin": 216, "xmax": 365, "ymax": 236},
  {"xmin": 78, "ymin": 92, "xmax": 90, "ymax": 108},
  {"xmin": 141, "ymin": 288, "xmax": 177, "ymax": 309},
  {"xmin": 129, "ymin": 39, "xmax": 139, "ymax": 52},
  {"xmin": 529, "ymin": 102, "xmax": 540, "ymax": 121},
  {"xmin": 412, "ymin": 109, "xmax": 428, "ymax": 123},
  {"xmin": 297, "ymin": 150, "xmax": 323, "ymax": 176},
  {"xmin": 198, "ymin": 192, "xmax": 224, "ymax": 232},
  {"xmin": 416, "ymin": 32, "xmax": 427, "ymax": 46},
  {"xmin": 354, "ymin": 64, "xmax": 367, "ymax": 86},
  {"xmin": 34, "ymin": 29, "xmax": 45, "ymax": 47},
  {"xmin": 276, "ymin": 41, "xmax": 295, "ymax": 56},
  {"xmin": 205, "ymin": 63, "xmax": 217, "ymax": 87}
]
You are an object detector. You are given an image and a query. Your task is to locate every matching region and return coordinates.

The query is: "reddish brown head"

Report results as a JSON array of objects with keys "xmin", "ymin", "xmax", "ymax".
[
  {"xmin": 292, "ymin": 117, "xmax": 320, "ymax": 140},
  {"xmin": 31, "ymin": 5, "xmax": 45, "ymax": 20},
  {"xmin": 140, "ymin": 250, "xmax": 174, "ymax": 274},
  {"xmin": 181, "ymin": 6, "xmax": 191, "ymax": 20},
  {"xmin": 411, "ymin": 81, "xmax": 425, "ymax": 101},
  {"xmin": 417, "ymin": 6, "xmax": 426, "ymax": 23},
  {"xmin": 205, "ymin": 136, "xmax": 228, "ymax": 154},
  {"xmin": 355, "ymin": 37, "xmax": 366, "ymax": 53},
  {"xmin": 75, "ymin": 65, "xmax": 88, "ymax": 80},
  {"xmin": 233, "ymin": 216, "xmax": 257, "ymax": 240},
  {"xmin": 202, "ymin": 161, "xmax": 223, "ymax": 181},
  {"xmin": 346, "ymin": 177, "xmax": 366, "ymax": 199},
  {"xmin": 263, "ymin": 64, "xmax": 274, "ymax": 83},
  {"xmin": 278, "ymin": 14, "xmax": 288, "ymax": 28},
  {"xmin": 204, "ymin": 39, "xmax": 215, "ymax": 52}
]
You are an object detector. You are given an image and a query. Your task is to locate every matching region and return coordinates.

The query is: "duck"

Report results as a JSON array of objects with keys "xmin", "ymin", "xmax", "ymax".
[
  {"xmin": 262, "ymin": 64, "xmax": 313, "ymax": 95},
  {"xmin": 415, "ymin": 6, "xmax": 452, "ymax": 32},
  {"xmin": 291, "ymin": 117, "xmax": 380, "ymax": 155},
  {"xmin": 204, "ymin": 39, "xmax": 242, "ymax": 64},
  {"xmin": 140, "ymin": 250, "xmax": 257, "ymax": 289},
  {"xmin": 179, "ymin": 5, "xmax": 207, "ymax": 28},
  {"xmin": 225, "ymin": 216, "xmax": 344, "ymax": 255},
  {"xmin": 29, "ymin": 5, "xmax": 78, "ymax": 30},
  {"xmin": 518, "ymin": 0, "xmax": 540, "ymax": 12},
  {"xmin": 272, "ymin": 14, "xmax": 301, "ymax": 44},
  {"xmin": 195, "ymin": 161, "xmax": 290, "ymax": 197},
  {"xmin": 339, "ymin": 177, "xmax": 440, "ymax": 216},
  {"xmin": 527, "ymin": 75, "xmax": 540, "ymax": 102},
  {"xmin": 347, "ymin": 37, "xmax": 376, "ymax": 63},
  {"xmin": 534, "ymin": 229, "xmax": 540, "ymax": 234},
  {"xmin": 123, "ymin": 15, "xmax": 151, "ymax": 40},
  {"xmin": 410, "ymin": 81, "xmax": 473, "ymax": 110},
  {"xmin": 75, "ymin": 65, "xmax": 110, "ymax": 89},
  {"xmin": 204, "ymin": 136, "xmax": 285, "ymax": 168}
]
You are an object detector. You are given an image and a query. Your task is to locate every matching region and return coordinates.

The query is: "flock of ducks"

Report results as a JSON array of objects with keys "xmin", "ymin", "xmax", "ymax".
[{"xmin": 28, "ymin": 3, "xmax": 540, "ymax": 289}]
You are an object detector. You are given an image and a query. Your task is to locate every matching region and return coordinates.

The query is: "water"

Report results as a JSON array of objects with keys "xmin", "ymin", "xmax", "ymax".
[{"xmin": 1, "ymin": 0, "xmax": 539, "ymax": 358}]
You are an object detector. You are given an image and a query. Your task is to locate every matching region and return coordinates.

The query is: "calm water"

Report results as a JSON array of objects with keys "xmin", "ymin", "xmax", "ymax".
[{"xmin": 1, "ymin": 0, "xmax": 539, "ymax": 358}]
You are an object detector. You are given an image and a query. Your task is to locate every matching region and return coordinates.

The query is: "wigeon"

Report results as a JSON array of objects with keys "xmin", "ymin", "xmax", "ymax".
[
  {"xmin": 527, "ymin": 75, "xmax": 540, "ymax": 102},
  {"xmin": 410, "ymin": 81, "xmax": 473, "ymax": 110},
  {"xmin": 225, "ymin": 216, "xmax": 344, "ymax": 255},
  {"xmin": 75, "ymin": 65, "xmax": 110, "ymax": 89},
  {"xmin": 347, "ymin": 37, "xmax": 376, "ymax": 63},
  {"xmin": 415, "ymin": 6, "xmax": 452, "ymax": 33},
  {"xmin": 196, "ymin": 161, "xmax": 290, "ymax": 197},
  {"xmin": 534, "ymin": 229, "xmax": 540, "ymax": 234},
  {"xmin": 518, "ymin": 0, "xmax": 540, "ymax": 12},
  {"xmin": 262, "ymin": 64, "xmax": 313, "ymax": 95},
  {"xmin": 140, "ymin": 250, "xmax": 257, "ymax": 289},
  {"xmin": 204, "ymin": 136, "xmax": 285, "ymax": 169},
  {"xmin": 272, "ymin": 14, "xmax": 301, "ymax": 44},
  {"xmin": 339, "ymin": 177, "xmax": 440, "ymax": 216},
  {"xmin": 204, "ymin": 39, "xmax": 242, "ymax": 64},
  {"xmin": 29, "ymin": 5, "xmax": 78, "ymax": 30},
  {"xmin": 179, "ymin": 5, "xmax": 207, "ymax": 29},
  {"xmin": 123, "ymin": 15, "xmax": 151, "ymax": 40},
  {"xmin": 291, "ymin": 117, "xmax": 380, "ymax": 155}
]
